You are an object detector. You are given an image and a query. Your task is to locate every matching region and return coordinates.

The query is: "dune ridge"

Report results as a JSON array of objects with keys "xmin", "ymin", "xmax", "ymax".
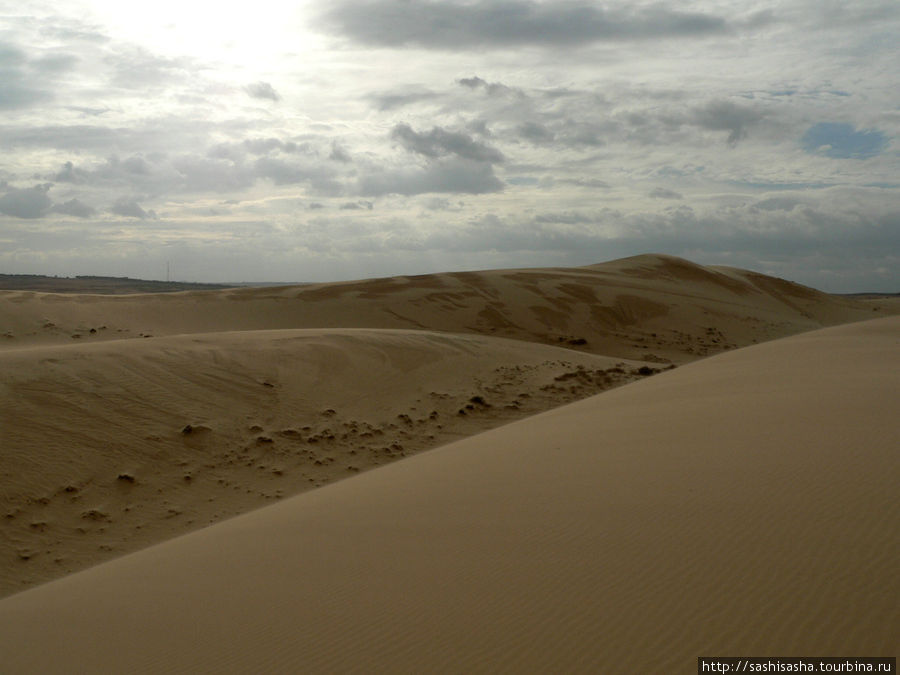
[
  {"xmin": 0, "ymin": 254, "xmax": 895, "ymax": 598},
  {"xmin": 1, "ymin": 254, "xmax": 889, "ymax": 362},
  {"xmin": 0, "ymin": 316, "xmax": 896, "ymax": 673}
]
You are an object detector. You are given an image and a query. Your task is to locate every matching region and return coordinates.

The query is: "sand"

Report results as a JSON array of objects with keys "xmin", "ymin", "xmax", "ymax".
[
  {"xmin": 0, "ymin": 316, "xmax": 896, "ymax": 673},
  {"xmin": 0, "ymin": 328, "xmax": 657, "ymax": 595},
  {"xmin": 0, "ymin": 253, "xmax": 887, "ymax": 362},
  {"xmin": 0, "ymin": 254, "xmax": 897, "ymax": 672}
]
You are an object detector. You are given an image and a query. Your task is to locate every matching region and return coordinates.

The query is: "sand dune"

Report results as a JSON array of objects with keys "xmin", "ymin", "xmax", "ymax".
[
  {"xmin": 1, "ymin": 254, "xmax": 888, "ymax": 362},
  {"xmin": 0, "ymin": 328, "xmax": 657, "ymax": 596},
  {"xmin": 0, "ymin": 317, "xmax": 896, "ymax": 673}
]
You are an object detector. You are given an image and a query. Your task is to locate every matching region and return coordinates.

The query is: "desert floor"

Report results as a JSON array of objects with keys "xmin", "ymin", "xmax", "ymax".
[{"xmin": 0, "ymin": 254, "xmax": 896, "ymax": 672}]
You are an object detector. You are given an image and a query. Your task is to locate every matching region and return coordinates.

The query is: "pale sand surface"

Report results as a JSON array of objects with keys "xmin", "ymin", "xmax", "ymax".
[
  {"xmin": 0, "ymin": 316, "xmax": 896, "ymax": 673},
  {"xmin": 1, "ymin": 254, "xmax": 892, "ymax": 597}
]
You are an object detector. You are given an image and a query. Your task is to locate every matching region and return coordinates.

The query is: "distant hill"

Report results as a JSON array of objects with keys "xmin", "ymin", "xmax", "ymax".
[{"xmin": 0, "ymin": 274, "xmax": 235, "ymax": 294}]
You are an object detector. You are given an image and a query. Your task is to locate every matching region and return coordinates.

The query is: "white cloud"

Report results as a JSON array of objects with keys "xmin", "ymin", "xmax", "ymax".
[{"xmin": 0, "ymin": 0, "xmax": 896, "ymax": 291}]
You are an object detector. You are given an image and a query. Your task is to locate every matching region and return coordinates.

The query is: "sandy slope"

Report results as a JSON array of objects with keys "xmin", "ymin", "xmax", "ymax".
[
  {"xmin": 1, "ymin": 254, "xmax": 887, "ymax": 362},
  {"xmin": 0, "ymin": 317, "xmax": 896, "ymax": 674},
  {"xmin": 0, "ymin": 328, "xmax": 656, "ymax": 596},
  {"xmin": 0, "ymin": 254, "xmax": 893, "ymax": 598}
]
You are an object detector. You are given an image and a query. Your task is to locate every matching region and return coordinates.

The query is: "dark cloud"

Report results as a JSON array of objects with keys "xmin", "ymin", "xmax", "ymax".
[
  {"xmin": 533, "ymin": 211, "xmax": 595, "ymax": 224},
  {"xmin": 120, "ymin": 155, "xmax": 152, "ymax": 175},
  {"xmin": 245, "ymin": 81, "xmax": 280, "ymax": 101},
  {"xmin": 560, "ymin": 178, "xmax": 611, "ymax": 189},
  {"xmin": 253, "ymin": 157, "xmax": 315, "ymax": 185},
  {"xmin": 52, "ymin": 161, "xmax": 88, "ymax": 184},
  {"xmin": 359, "ymin": 158, "xmax": 504, "ymax": 196},
  {"xmin": 0, "ymin": 184, "xmax": 53, "ymax": 219},
  {"xmin": 458, "ymin": 76, "xmax": 487, "ymax": 89},
  {"xmin": 321, "ymin": 0, "xmax": 730, "ymax": 49},
  {"xmin": 691, "ymin": 100, "xmax": 764, "ymax": 145},
  {"xmin": 65, "ymin": 106, "xmax": 110, "ymax": 117},
  {"xmin": 340, "ymin": 200, "xmax": 374, "ymax": 210},
  {"xmin": 518, "ymin": 122, "xmax": 555, "ymax": 144},
  {"xmin": 329, "ymin": 142, "xmax": 352, "ymax": 163},
  {"xmin": 51, "ymin": 198, "xmax": 95, "ymax": 218},
  {"xmin": 649, "ymin": 187, "xmax": 683, "ymax": 199},
  {"xmin": 170, "ymin": 156, "xmax": 255, "ymax": 193},
  {"xmin": 0, "ymin": 45, "xmax": 54, "ymax": 109},
  {"xmin": 801, "ymin": 123, "xmax": 889, "ymax": 159},
  {"xmin": 253, "ymin": 157, "xmax": 343, "ymax": 195},
  {"xmin": 753, "ymin": 196, "xmax": 805, "ymax": 211},
  {"xmin": 110, "ymin": 198, "xmax": 155, "ymax": 219},
  {"xmin": 32, "ymin": 53, "xmax": 80, "ymax": 73},
  {"xmin": 368, "ymin": 87, "xmax": 439, "ymax": 111},
  {"xmin": 423, "ymin": 197, "xmax": 465, "ymax": 211},
  {"xmin": 456, "ymin": 76, "xmax": 522, "ymax": 97},
  {"xmin": 391, "ymin": 124, "xmax": 504, "ymax": 163}
]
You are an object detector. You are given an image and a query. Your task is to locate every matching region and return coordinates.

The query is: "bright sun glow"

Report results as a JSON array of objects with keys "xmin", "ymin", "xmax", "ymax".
[{"xmin": 82, "ymin": 0, "xmax": 316, "ymax": 69}]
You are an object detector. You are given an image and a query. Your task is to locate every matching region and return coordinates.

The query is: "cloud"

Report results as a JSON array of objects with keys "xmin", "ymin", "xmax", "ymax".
[
  {"xmin": 391, "ymin": 124, "xmax": 504, "ymax": 163},
  {"xmin": 243, "ymin": 138, "xmax": 307, "ymax": 155},
  {"xmin": 52, "ymin": 161, "xmax": 88, "ymax": 184},
  {"xmin": 253, "ymin": 157, "xmax": 315, "ymax": 185},
  {"xmin": 110, "ymin": 198, "xmax": 155, "ymax": 219},
  {"xmin": 51, "ymin": 198, "xmax": 95, "ymax": 218},
  {"xmin": 329, "ymin": 142, "xmax": 352, "ymax": 163},
  {"xmin": 423, "ymin": 197, "xmax": 465, "ymax": 211},
  {"xmin": 691, "ymin": 100, "xmax": 764, "ymax": 145},
  {"xmin": 458, "ymin": 76, "xmax": 487, "ymax": 89},
  {"xmin": 245, "ymin": 81, "xmax": 280, "ymax": 101},
  {"xmin": 0, "ymin": 184, "xmax": 53, "ymax": 218},
  {"xmin": 456, "ymin": 76, "xmax": 522, "ymax": 97},
  {"xmin": 0, "ymin": 45, "xmax": 54, "ymax": 109},
  {"xmin": 32, "ymin": 52, "xmax": 80, "ymax": 73},
  {"xmin": 340, "ymin": 200, "xmax": 374, "ymax": 210},
  {"xmin": 649, "ymin": 187, "xmax": 683, "ymax": 199},
  {"xmin": 801, "ymin": 123, "xmax": 889, "ymax": 159},
  {"xmin": 560, "ymin": 178, "xmax": 611, "ymax": 189},
  {"xmin": 320, "ymin": 0, "xmax": 731, "ymax": 49},
  {"xmin": 753, "ymin": 196, "xmax": 805, "ymax": 211},
  {"xmin": 517, "ymin": 122, "xmax": 555, "ymax": 144},
  {"xmin": 359, "ymin": 158, "xmax": 504, "ymax": 196},
  {"xmin": 368, "ymin": 87, "xmax": 439, "ymax": 111},
  {"xmin": 107, "ymin": 47, "xmax": 190, "ymax": 89}
]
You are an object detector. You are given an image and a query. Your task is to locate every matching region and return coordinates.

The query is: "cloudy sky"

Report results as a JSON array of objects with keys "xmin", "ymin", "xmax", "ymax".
[{"xmin": 1, "ymin": 0, "xmax": 897, "ymax": 290}]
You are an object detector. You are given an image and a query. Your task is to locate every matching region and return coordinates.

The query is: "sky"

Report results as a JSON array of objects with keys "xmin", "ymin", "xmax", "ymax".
[{"xmin": 1, "ymin": 0, "xmax": 898, "ymax": 291}]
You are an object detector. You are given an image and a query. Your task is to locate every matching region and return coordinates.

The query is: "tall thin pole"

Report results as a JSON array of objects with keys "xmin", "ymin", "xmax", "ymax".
[{"xmin": 166, "ymin": 261, "xmax": 170, "ymax": 282}]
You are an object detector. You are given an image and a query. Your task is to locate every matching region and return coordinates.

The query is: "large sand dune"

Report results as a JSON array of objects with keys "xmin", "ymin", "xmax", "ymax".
[
  {"xmin": 1, "ymin": 255, "xmax": 891, "ymax": 597},
  {"xmin": 1, "ymin": 254, "xmax": 887, "ymax": 362},
  {"xmin": 0, "ymin": 316, "xmax": 896, "ymax": 673}
]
